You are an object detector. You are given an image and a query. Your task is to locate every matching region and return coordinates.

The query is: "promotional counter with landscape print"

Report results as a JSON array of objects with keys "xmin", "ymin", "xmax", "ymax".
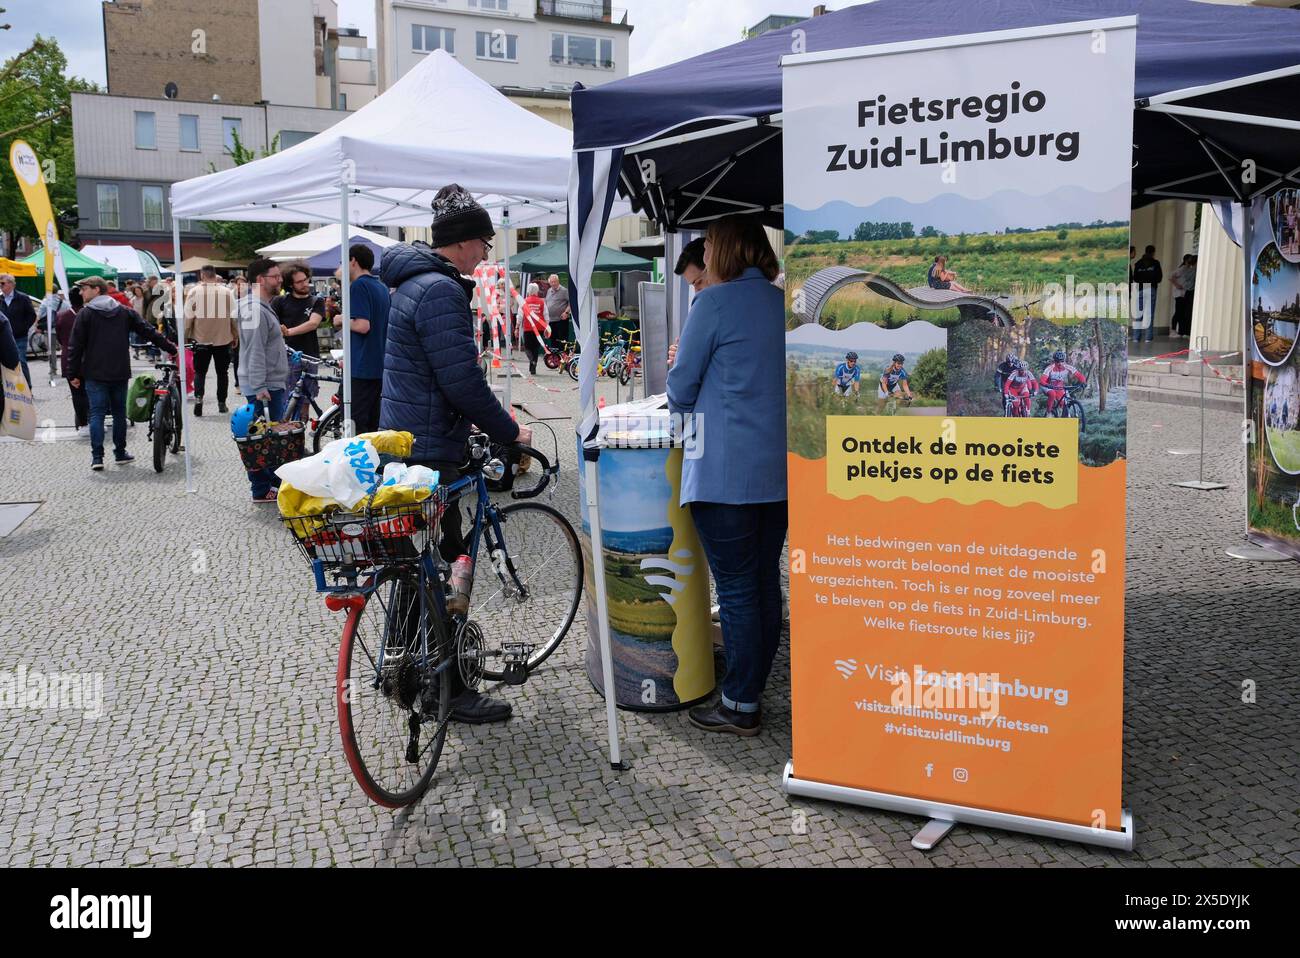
[
  {"xmin": 577, "ymin": 398, "xmax": 715, "ymax": 711},
  {"xmin": 1247, "ymin": 189, "xmax": 1300, "ymax": 559},
  {"xmin": 780, "ymin": 19, "xmax": 1137, "ymax": 850}
]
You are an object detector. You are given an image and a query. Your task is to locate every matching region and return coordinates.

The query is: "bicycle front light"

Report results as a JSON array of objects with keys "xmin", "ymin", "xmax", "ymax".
[{"xmin": 485, "ymin": 458, "xmax": 507, "ymax": 482}]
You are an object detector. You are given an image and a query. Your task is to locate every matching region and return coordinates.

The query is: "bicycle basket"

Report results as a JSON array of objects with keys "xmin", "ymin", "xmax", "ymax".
[
  {"xmin": 280, "ymin": 495, "xmax": 445, "ymax": 571},
  {"xmin": 235, "ymin": 421, "xmax": 306, "ymax": 472}
]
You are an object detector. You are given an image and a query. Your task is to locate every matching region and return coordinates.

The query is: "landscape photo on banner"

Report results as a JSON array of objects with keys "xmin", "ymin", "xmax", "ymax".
[{"xmin": 782, "ymin": 19, "xmax": 1136, "ymax": 832}]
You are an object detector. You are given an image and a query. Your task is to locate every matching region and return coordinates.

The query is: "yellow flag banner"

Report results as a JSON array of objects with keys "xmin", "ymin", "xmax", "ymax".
[{"xmin": 8, "ymin": 139, "xmax": 72, "ymax": 300}]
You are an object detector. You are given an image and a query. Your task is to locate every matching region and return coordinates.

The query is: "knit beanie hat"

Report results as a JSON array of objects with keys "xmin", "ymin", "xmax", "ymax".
[{"xmin": 430, "ymin": 184, "xmax": 493, "ymax": 248}]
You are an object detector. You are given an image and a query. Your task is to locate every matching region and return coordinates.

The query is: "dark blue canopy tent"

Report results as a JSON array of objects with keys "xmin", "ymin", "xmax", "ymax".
[
  {"xmin": 566, "ymin": 0, "xmax": 1300, "ymax": 770},
  {"xmin": 572, "ymin": 0, "xmax": 1300, "ymax": 232}
]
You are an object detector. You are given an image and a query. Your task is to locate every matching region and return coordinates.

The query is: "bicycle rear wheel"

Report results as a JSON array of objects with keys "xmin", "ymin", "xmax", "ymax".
[
  {"xmin": 313, "ymin": 405, "xmax": 345, "ymax": 453},
  {"xmin": 151, "ymin": 396, "xmax": 170, "ymax": 473},
  {"xmin": 472, "ymin": 503, "xmax": 583, "ymax": 679},
  {"xmin": 338, "ymin": 569, "xmax": 452, "ymax": 808},
  {"xmin": 566, "ymin": 357, "xmax": 579, "ymax": 382}
]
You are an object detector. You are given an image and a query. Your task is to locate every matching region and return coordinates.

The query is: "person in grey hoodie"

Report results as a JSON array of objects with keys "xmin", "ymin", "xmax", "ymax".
[
  {"xmin": 236, "ymin": 258, "xmax": 289, "ymax": 502},
  {"xmin": 67, "ymin": 276, "xmax": 177, "ymax": 470}
]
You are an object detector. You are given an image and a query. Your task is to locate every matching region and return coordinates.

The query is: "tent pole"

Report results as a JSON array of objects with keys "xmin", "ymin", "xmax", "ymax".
[
  {"xmin": 340, "ymin": 184, "xmax": 353, "ymax": 437},
  {"xmin": 172, "ymin": 216, "xmax": 195, "ymax": 494},
  {"xmin": 503, "ymin": 206, "xmax": 514, "ymax": 414}
]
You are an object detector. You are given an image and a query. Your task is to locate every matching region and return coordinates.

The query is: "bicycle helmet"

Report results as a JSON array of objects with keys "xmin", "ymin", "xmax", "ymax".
[
  {"xmin": 845, "ymin": 352, "xmax": 859, "ymax": 362},
  {"xmin": 1052, "ymin": 350, "xmax": 1067, "ymax": 363},
  {"xmin": 230, "ymin": 402, "xmax": 258, "ymax": 440},
  {"xmin": 1013, "ymin": 358, "xmax": 1028, "ymax": 371},
  {"xmin": 893, "ymin": 354, "xmax": 906, "ymax": 364}
]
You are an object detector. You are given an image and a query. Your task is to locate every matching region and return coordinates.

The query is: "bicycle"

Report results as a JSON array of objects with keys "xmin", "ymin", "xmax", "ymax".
[
  {"xmin": 280, "ymin": 433, "xmax": 583, "ymax": 808},
  {"xmin": 1041, "ymin": 380, "xmax": 1088, "ymax": 433},
  {"xmin": 882, "ymin": 392, "xmax": 913, "ymax": 416},
  {"xmin": 543, "ymin": 340, "xmax": 577, "ymax": 373},
  {"xmin": 285, "ymin": 348, "xmax": 347, "ymax": 453},
  {"xmin": 149, "ymin": 361, "xmax": 183, "ymax": 473}
]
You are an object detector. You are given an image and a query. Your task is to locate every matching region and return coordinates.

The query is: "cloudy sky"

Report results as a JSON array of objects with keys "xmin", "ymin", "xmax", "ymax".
[{"xmin": 0, "ymin": 0, "xmax": 798, "ymax": 85}]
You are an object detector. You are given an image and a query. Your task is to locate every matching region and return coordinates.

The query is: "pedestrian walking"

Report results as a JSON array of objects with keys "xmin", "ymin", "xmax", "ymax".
[
  {"xmin": 186, "ymin": 265, "xmax": 239, "ymax": 416},
  {"xmin": 66, "ymin": 276, "xmax": 177, "ymax": 471},
  {"xmin": 55, "ymin": 286, "xmax": 89, "ymax": 434},
  {"xmin": 520, "ymin": 282, "xmax": 549, "ymax": 375}
]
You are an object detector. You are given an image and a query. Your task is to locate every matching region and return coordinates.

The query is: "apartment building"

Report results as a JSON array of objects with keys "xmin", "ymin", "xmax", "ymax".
[
  {"xmin": 375, "ymin": 0, "xmax": 640, "ymax": 254},
  {"xmin": 71, "ymin": 94, "xmax": 351, "ymax": 260}
]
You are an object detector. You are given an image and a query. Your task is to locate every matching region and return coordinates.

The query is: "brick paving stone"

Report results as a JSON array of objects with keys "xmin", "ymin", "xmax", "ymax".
[{"xmin": 2, "ymin": 362, "xmax": 1297, "ymax": 867}]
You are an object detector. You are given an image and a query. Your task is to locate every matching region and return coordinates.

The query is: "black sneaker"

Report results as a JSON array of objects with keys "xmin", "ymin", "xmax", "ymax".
[
  {"xmin": 688, "ymin": 701, "xmax": 760, "ymax": 737},
  {"xmin": 114, "ymin": 452, "xmax": 135, "ymax": 464},
  {"xmin": 193, "ymin": 400, "xmax": 203, "ymax": 417},
  {"xmin": 218, "ymin": 402, "xmax": 228, "ymax": 414},
  {"xmin": 91, "ymin": 459, "xmax": 104, "ymax": 472},
  {"xmin": 449, "ymin": 690, "xmax": 512, "ymax": 725}
]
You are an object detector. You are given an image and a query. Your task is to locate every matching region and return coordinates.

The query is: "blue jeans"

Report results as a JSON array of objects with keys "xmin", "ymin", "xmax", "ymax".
[
  {"xmin": 85, "ymin": 379, "xmax": 128, "ymax": 461},
  {"xmin": 691, "ymin": 500, "xmax": 788, "ymax": 713},
  {"xmin": 1132, "ymin": 286, "xmax": 1157, "ymax": 342},
  {"xmin": 245, "ymin": 389, "xmax": 287, "ymax": 498},
  {"xmin": 13, "ymin": 336, "xmax": 30, "ymax": 386}
]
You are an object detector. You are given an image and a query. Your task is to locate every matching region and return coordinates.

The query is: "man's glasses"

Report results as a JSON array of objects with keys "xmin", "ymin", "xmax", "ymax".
[{"xmin": 481, "ymin": 238, "xmax": 494, "ymax": 255}]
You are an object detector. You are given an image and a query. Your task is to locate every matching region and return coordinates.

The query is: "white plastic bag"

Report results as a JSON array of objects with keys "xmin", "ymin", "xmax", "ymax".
[
  {"xmin": 276, "ymin": 435, "xmax": 382, "ymax": 509},
  {"xmin": 379, "ymin": 462, "xmax": 439, "ymax": 493}
]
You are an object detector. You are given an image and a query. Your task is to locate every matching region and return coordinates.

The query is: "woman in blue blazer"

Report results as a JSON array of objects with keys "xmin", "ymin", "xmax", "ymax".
[{"xmin": 667, "ymin": 215, "xmax": 788, "ymax": 737}]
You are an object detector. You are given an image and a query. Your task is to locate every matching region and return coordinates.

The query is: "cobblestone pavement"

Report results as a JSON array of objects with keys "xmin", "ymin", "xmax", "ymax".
[{"xmin": 1, "ymin": 355, "xmax": 1297, "ymax": 868}]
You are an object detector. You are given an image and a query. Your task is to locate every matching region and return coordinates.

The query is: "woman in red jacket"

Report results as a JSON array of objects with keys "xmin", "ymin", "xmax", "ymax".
[{"xmin": 520, "ymin": 282, "xmax": 550, "ymax": 375}]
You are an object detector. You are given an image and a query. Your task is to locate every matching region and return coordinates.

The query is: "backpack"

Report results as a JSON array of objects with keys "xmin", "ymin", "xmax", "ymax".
[{"xmin": 126, "ymin": 374, "xmax": 157, "ymax": 423}]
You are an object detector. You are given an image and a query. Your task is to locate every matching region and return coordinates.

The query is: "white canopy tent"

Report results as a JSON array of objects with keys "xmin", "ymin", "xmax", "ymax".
[
  {"xmin": 80, "ymin": 245, "xmax": 164, "ymax": 279},
  {"xmin": 257, "ymin": 225, "xmax": 398, "ymax": 261},
  {"xmin": 168, "ymin": 47, "xmax": 627, "ymax": 490}
]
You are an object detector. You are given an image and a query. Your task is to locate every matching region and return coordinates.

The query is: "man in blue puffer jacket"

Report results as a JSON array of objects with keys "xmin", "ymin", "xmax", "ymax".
[{"xmin": 379, "ymin": 184, "xmax": 532, "ymax": 725}]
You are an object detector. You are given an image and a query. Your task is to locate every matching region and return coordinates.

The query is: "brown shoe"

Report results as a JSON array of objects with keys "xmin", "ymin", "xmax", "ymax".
[{"xmin": 688, "ymin": 701, "xmax": 760, "ymax": 737}]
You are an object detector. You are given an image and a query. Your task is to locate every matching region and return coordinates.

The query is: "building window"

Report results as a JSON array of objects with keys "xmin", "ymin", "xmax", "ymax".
[
  {"xmin": 470, "ymin": 0, "xmax": 509, "ymax": 10},
  {"xmin": 278, "ymin": 130, "xmax": 316, "ymax": 150},
  {"xmin": 222, "ymin": 117, "xmax": 243, "ymax": 154},
  {"xmin": 134, "ymin": 111, "xmax": 156, "ymax": 149},
  {"xmin": 179, "ymin": 114, "xmax": 199, "ymax": 151},
  {"xmin": 551, "ymin": 33, "xmax": 613, "ymax": 69},
  {"xmin": 97, "ymin": 184, "xmax": 120, "ymax": 230},
  {"xmin": 517, "ymin": 227, "xmax": 542, "ymax": 253},
  {"xmin": 547, "ymin": 224, "xmax": 567, "ymax": 245},
  {"xmin": 413, "ymin": 25, "xmax": 454, "ymax": 53},
  {"xmin": 476, "ymin": 31, "xmax": 518, "ymax": 62},
  {"xmin": 142, "ymin": 186, "xmax": 165, "ymax": 232},
  {"xmin": 339, "ymin": 93, "xmax": 348, "ymax": 111}
]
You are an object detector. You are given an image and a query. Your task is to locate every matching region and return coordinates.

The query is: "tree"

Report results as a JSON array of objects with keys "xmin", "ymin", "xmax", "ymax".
[
  {"xmin": 202, "ymin": 132, "xmax": 298, "ymax": 259},
  {"xmin": 784, "ymin": 229, "xmax": 796, "ymax": 246},
  {"xmin": 0, "ymin": 36, "xmax": 99, "ymax": 255},
  {"xmin": 920, "ymin": 225, "xmax": 940, "ymax": 238},
  {"xmin": 910, "ymin": 347, "xmax": 947, "ymax": 400}
]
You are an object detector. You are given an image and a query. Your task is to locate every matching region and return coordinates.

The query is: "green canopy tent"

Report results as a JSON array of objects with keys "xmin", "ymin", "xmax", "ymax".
[
  {"xmin": 508, "ymin": 239, "xmax": 652, "ymax": 275},
  {"xmin": 509, "ymin": 240, "xmax": 653, "ymax": 339},
  {"xmin": 17, "ymin": 242, "xmax": 117, "ymax": 298}
]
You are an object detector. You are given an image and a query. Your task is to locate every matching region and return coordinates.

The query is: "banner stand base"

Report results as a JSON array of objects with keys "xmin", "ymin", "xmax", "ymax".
[
  {"xmin": 1225, "ymin": 543, "xmax": 1292, "ymax": 562},
  {"xmin": 1173, "ymin": 480, "xmax": 1228, "ymax": 491},
  {"xmin": 783, "ymin": 761, "xmax": 1136, "ymax": 852},
  {"xmin": 911, "ymin": 819, "xmax": 956, "ymax": 851}
]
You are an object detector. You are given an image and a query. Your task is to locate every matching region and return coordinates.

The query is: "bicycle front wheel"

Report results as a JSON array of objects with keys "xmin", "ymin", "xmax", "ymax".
[
  {"xmin": 566, "ymin": 357, "xmax": 580, "ymax": 382},
  {"xmin": 338, "ymin": 570, "xmax": 452, "ymax": 808},
  {"xmin": 170, "ymin": 390, "xmax": 183, "ymax": 453},
  {"xmin": 473, "ymin": 503, "xmax": 583, "ymax": 679}
]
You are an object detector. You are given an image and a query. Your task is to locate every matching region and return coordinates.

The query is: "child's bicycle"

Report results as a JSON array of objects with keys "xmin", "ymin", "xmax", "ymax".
[
  {"xmin": 279, "ymin": 432, "xmax": 583, "ymax": 808},
  {"xmin": 542, "ymin": 340, "xmax": 578, "ymax": 380}
]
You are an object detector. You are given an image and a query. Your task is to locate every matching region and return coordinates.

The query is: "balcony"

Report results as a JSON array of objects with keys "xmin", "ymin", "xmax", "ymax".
[
  {"xmin": 550, "ymin": 54, "xmax": 615, "ymax": 70},
  {"xmin": 537, "ymin": 1, "xmax": 629, "ymax": 25}
]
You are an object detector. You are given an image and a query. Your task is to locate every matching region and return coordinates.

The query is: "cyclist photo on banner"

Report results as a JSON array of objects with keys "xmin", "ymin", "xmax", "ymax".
[
  {"xmin": 878, "ymin": 353, "xmax": 913, "ymax": 413},
  {"xmin": 994, "ymin": 351, "xmax": 1019, "ymax": 394},
  {"xmin": 1002, "ymin": 357, "xmax": 1039, "ymax": 417},
  {"xmin": 1040, "ymin": 349, "xmax": 1086, "ymax": 416},
  {"xmin": 833, "ymin": 351, "xmax": 862, "ymax": 400}
]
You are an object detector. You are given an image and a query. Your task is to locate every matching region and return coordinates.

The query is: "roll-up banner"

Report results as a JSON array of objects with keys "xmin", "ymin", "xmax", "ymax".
[
  {"xmin": 1248, "ymin": 191, "xmax": 1300, "ymax": 560},
  {"xmin": 781, "ymin": 18, "xmax": 1137, "ymax": 849}
]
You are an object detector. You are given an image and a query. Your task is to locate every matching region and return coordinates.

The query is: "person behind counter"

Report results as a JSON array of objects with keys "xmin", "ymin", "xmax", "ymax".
[{"xmin": 666, "ymin": 214, "xmax": 788, "ymax": 738}]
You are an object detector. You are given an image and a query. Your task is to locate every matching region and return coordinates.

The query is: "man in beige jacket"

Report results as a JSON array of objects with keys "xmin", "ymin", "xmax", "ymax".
[{"xmin": 185, "ymin": 265, "xmax": 239, "ymax": 416}]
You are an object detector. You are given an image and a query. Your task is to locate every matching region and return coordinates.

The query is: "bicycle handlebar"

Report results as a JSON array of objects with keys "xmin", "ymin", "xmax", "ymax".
[{"xmin": 510, "ymin": 444, "xmax": 556, "ymax": 500}]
